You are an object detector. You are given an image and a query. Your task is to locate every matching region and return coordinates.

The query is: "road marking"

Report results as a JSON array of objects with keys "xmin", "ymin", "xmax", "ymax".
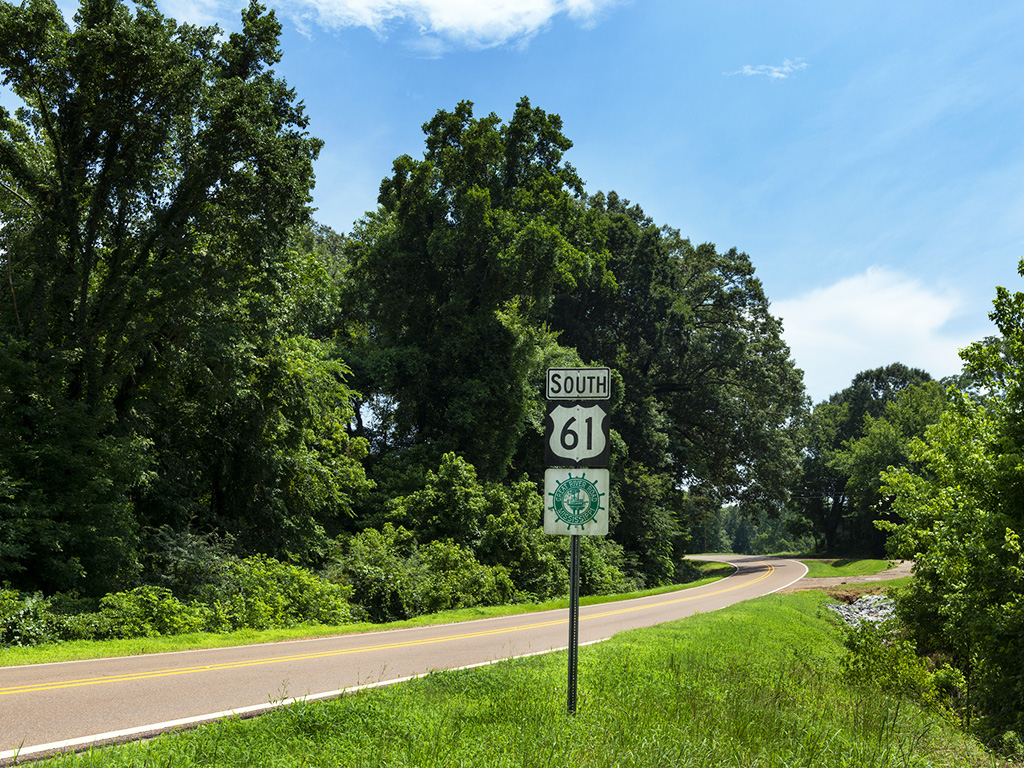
[
  {"xmin": 0, "ymin": 559, "xmax": 780, "ymax": 698},
  {"xmin": 0, "ymin": 646, "xmax": 583, "ymax": 763}
]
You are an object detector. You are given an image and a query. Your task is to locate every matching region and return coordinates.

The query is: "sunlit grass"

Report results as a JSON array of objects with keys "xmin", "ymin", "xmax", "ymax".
[
  {"xmin": 38, "ymin": 590, "xmax": 999, "ymax": 768},
  {"xmin": 801, "ymin": 558, "xmax": 894, "ymax": 578}
]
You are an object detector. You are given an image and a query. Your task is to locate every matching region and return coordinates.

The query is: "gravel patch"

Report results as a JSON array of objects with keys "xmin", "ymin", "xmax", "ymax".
[{"xmin": 828, "ymin": 594, "xmax": 895, "ymax": 626}]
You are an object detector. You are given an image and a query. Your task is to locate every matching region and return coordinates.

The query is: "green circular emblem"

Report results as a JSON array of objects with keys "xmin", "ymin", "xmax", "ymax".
[{"xmin": 549, "ymin": 473, "xmax": 604, "ymax": 529}]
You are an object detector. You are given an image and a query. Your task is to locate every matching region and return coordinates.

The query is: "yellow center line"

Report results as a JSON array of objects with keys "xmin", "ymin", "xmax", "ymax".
[
  {"xmin": 584, "ymin": 560, "xmax": 775, "ymax": 620},
  {"xmin": 0, "ymin": 560, "xmax": 775, "ymax": 697}
]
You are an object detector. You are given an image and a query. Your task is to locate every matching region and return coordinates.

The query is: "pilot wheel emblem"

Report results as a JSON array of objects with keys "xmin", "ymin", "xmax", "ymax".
[{"xmin": 548, "ymin": 473, "xmax": 605, "ymax": 530}]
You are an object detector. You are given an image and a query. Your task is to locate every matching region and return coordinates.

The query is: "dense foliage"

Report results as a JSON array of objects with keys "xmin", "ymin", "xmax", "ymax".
[
  {"xmin": 0, "ymin": 0, "xmax": 369, "ymax": 596},
  {"xmin": 345, "ymin": 103, "xmax": 805, "ymax": 585},
  {"xmin": 790, "ymin": 364, "xmax": 945, "ymax": 555},
  {"xmin": 881, "ymin": 259, "xmax": 1024, "ymax": 742},
  {"xmin": 6, "ymin": 3, "xmax": 1024, "ymax": 754},
  {"xmin": 0, "ymin": 554, "xmax": 352, "ymax": 645},
  {"xmin": 1, "ymin": 0, "xmax": 804, "ymax": 631}
]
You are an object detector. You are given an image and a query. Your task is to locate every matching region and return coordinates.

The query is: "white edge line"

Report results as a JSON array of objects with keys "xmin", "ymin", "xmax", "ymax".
[
  {"xmin": 0, "ymin": 640, "xmax": 609, "ymax": 762},
  {"xmin": 764, "ymin": 558, "xmax": 809, "ymax": 595}
]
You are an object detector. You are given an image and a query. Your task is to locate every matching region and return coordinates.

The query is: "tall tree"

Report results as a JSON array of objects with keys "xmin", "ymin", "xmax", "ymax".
[
  {"xmin": 345, "ymin": 98, "xmax": 602, "ymax": 484},
  {"xmin": 793, "ymin": 363, "xmax": 935, "ymax": 554},
  {"xmin": 0, "ymin": 0, "xmax": 339, "ymax": 594},
  {"xmin": 839, "ymin": 380, "xmax": 946, "ymax": 552},
  {"xmin": 881, "ymin": 263, "xmax": 1024, "ymax": 738},
  {"xmin": 346, "ymin": 105, "xmax": 804, "ymax": 585},
  {"xmin": 549, "ymin": 193, "xmax": 806, "ymax": 581}
]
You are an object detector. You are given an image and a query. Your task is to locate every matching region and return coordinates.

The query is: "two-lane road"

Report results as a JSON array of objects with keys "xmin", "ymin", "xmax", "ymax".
[{"xmin": 0, "ymin": 555, "xmax": 806, "ymax": 762}]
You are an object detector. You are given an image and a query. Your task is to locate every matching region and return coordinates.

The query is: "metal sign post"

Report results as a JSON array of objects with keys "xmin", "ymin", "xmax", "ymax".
[
  {"xmin": 544, "ymin": 367, "xmax": 611, "ymax": 715},
  {"xmin": 567, "ymin": 533, "xmax": 581, "ymax": 713}
]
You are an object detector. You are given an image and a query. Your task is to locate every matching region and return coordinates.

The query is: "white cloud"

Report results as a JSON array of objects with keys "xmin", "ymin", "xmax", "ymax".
[
  {"xmin": 727, "ymin": 58, "xmax": 807, "ymax": 80},
  {"xmin": 773, "ymin": 267, "xmax": 980, "ymax": 403},
  {"xmin": 281, "ymin": 0, "xmax": 622, "ymax": 48}
]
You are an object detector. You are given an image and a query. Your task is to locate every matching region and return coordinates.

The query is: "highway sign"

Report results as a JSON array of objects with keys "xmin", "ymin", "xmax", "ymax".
[
  {"xmin": 544, "ymin": 468, "xmax": 610, "ymax": 536},
  {"xmin": 546, "ymin": 367, "xmax": 611, "ymax": 400},
  {"xmin": 545, "ymin": 401, "xmax": 610, "ymax": 467}
]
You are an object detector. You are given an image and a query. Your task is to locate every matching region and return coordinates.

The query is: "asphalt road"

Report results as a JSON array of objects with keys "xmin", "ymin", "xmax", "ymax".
[{"xmin": 0, "ymin": 555, "xmax": 806, "ymax": 763}]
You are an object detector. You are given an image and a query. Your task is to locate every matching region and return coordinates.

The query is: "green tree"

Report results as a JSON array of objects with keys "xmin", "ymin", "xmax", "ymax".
[
  {"xmin": 792, "ymin": 364, "xmax": 934, "ymax": 554},
  {"xmin": 840, "ymin": 380, "xmax": 946, "ymax": 552},
  {"xmin": 345, "ymin": 105, "xmax": 803, "ymax": 586},
  {"xmin": 0, "ymin": 0, "xmax": 352, "ymax": 594},
  {"xmin": 345, "ymin": 98, "xmax": 602, "ymax": 484},
  {"xmin": 549, "ymin": 193, "xmax": 805, "ymax": 582},
  {"xmin": 881, "ymin": 261, "xmax": 1024, "ymax": 740}
]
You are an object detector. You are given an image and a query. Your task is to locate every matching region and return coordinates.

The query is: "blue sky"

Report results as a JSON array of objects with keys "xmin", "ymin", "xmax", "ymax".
[{"xmin": 40, "ymin": 0, "xmax": 1024, "ymax": 401}]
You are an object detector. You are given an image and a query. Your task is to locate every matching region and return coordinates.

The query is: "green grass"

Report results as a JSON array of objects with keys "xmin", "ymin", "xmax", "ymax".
[
  {"xmin": 0, "ymin": 562, "xmax": 732, "ymax": 668},
  {"xmin": 33, "ymin": 589, "xmax": 1000, "ymax": 768},
  {"xmin": 801, "ymin": 558, "xmax": 894, "ymax": 578}
]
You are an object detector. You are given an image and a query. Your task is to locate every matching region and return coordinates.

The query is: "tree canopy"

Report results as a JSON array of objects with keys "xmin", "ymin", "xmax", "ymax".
[
  {"xmin": 790, "ymin": 363, "xmax": 941, "ymax": 555},
  {"xmin": 548, "ymin": 193, "xmax": 805, "ymax": 580},
  {"xmin": 343, "ymin": 102, "xmax": 805, "ymax": 585},
  {"xmin": 0, "ymin": 0, "xmax": 369, "ymax": 595},
  {"xmin": 881, "ymin": 260, "xmax": 1024, "ymax": 739},
  {"xmin": 2, "ymin": 0, "xmax": 808, "ymax": 604},
  {"xmin": 344, "ymin": 98, "xmax": 598, "ymax": 484}
]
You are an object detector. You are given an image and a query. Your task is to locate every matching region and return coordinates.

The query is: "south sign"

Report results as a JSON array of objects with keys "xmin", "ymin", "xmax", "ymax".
[{"xmin": 545, "ymin": 367, "xmax": 611, "ymax": 401}]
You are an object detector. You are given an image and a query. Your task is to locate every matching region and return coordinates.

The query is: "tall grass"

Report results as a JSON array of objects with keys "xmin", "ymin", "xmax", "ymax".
[{"xmin": 36, "ymin": 591, "xmax": 999, "ymax": 767}]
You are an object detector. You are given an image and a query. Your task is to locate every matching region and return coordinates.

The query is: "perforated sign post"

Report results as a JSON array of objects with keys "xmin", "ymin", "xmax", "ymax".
[{"xmin": 544, "ymin": 367, "xmax": 611, "ymax": 714}]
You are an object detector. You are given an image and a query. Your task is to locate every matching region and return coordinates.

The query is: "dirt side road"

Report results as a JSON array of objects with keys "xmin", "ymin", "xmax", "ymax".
[{"xmin": 779, "ymin": 559, "xmax": 914, "ymax": 593}]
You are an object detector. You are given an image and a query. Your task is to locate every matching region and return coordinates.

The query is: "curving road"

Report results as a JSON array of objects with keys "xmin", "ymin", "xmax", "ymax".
[{"xmin": 0, "ymin": 555, "xmax": 806, "ymax": 763}]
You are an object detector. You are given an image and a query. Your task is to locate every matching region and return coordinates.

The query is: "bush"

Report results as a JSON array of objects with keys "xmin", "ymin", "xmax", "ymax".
[
  {"xmin": 200, "ymin": 555, "xmax": 353, "ymax": 631},
  {"xmin": 0, "ymin": 589, "xmax": 67, "ymax": 646},
  {"xmin": 336, "ymin": 524, "xmax": 521, "ymax": 622},
  {"xmin": 90, "ymin": 586, "xmax": 210, "ymax": 639},
  {"xmin": 477, "ymin": 505, "xmax": 567, "ymax": 600},
  {"xmin": 579, "ymin": 537, "xmax": 640, "ymax": 596},
  {"xmin": 0, "ymin": 554, "xmax": 355, "ymax": 646},
  {"xmin": 388, "ymin": 453, "xmax": 492, "ymax": 547},
  {"xmin": 412, "ymin": 540, "xmax": 517, "ymax": 614},
  {"xmin": 336, "ymin": 524, "xmax": 420, "ymax": 623},
  {"xmin": 142, "ymin": 527, "xmax": 234, "ymax": 601},
  {"xmin": 840, "ymin": 619, "xmax": 958, "ymax": 711}
]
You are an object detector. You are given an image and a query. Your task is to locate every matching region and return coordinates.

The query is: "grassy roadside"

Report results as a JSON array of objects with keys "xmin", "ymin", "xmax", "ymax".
[
  {"xmin": 34, "ymin": 588, "xmax": 1001, "ymax": 768},
  {"xmin": 801, "ymin": 558, "xmax": 894, "ymax": 579},
  {"xmin": 0, "ymin": 563, "xmax": 735, "ymax": 668}
]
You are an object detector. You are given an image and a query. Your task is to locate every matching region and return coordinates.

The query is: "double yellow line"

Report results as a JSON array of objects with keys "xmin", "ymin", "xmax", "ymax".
[{"xmin": 1, "ymin": 560, "xmax": 774, "ymax": 697}]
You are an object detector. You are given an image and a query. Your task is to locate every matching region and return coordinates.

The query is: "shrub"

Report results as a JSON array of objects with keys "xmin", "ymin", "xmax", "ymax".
[
  {"xmin": 142, "ymin": 526, "xmax": 234, "ymax": 601},
  {"xmin": 412, "ymin": 540, "xmax": 517, "ymax": 614},
  {"xmin": 336, "ymin": 524, "xmax": 521, "ymax": 622},
  {"xmin": 337, "ymin": 524, "xmax": 420, "ymax": 622},
  {"xmin": 477, "ymin": 507, "xmax": 567, "ymax": 600},
  {"xmin": 200, "ymin": 555, "xmax": 352, "ymax": 631},
  {"xmin": 89, "ymin": 586, "xmax": 209, "ymax": 638},
  {"xmin": 579, "ymin": 537, "xmax": 640, "ymax": 596},
  {"xmin": 841, "ymin": 620, "xmax": 945, "ymax": 708},
  {"xmin": 388, "ymin": 453, "xmax": 492, "ymax": 547},
  {"xmin": 0, "ymin": 590, "xmax": 66, "ymax": 646}
]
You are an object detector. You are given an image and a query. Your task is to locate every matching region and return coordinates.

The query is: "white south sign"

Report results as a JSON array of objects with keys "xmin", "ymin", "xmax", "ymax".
[{"xmin": 546, "ymin": 367, "xmax": 611, "ymax": 400}]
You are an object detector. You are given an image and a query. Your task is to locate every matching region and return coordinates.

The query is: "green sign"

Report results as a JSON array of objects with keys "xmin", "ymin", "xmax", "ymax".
[{"xmin": 544, "ymin": 468, "xmax": 609, "ymax": 536}]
